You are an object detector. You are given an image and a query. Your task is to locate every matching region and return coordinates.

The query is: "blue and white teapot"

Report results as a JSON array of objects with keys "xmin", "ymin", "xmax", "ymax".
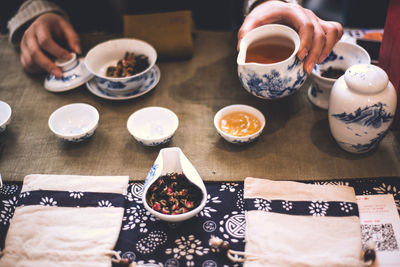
[{"xmin": 237, "ymin": 24, "xmax": 307, "ymax": 100}]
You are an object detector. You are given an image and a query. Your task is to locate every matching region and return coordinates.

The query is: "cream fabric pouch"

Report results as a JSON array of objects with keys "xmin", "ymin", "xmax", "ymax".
[
  {"xmin": 0, "ymin": 174, "xmax": 129, "ymax": 267},
  {"xmin": 243, "ymin": 177, "xmax": 363, "ymax": 267}
]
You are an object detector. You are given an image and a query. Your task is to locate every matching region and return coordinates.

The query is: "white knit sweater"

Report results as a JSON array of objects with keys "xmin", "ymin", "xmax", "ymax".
[{"xmin": 7, "ymin": 0, "xmax": 67, "ymax": 44}]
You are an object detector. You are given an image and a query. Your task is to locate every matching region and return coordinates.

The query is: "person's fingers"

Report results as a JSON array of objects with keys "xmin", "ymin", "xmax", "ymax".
[
  {"xmin": 36, "ymin": 24, "xmax": 71, "ymax": 60},
  {"xmin": 59, "ymin": 19, "xmax": 81, "ymax": 54},
  {"xmin": 25, "ymin": 33, "xmax": 62, "ymax": 77},
  {"xmin": 20, "ymin": 31, "xmax": 41, "ymax": 73},
  {"xmin": 20, "ymin": 50, "xmax": 39, "ymax": 73},
  {"xmin": 296, "ymin": 21, "xmax": 314, "ymax": 61},
  {"xmin": 300, "ymin": 10, "xmax": 326, "ymax": 73},
  {"xmin": 237, "ymin": 16, "xmax": 258, "ymax": 51},
  {"xmin": 237, "ymin": 1, "xmax": 289, "ymax": 51},
  {"xmin": 330, "ymin": 21, "xmax": 343, "ymax": 43},
  {"xmin": 318, "ymin": 22, "xmax": 340, "ymax": 63}
]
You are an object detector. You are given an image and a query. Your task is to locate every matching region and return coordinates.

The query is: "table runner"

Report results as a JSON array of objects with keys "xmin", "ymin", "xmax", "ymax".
[{"xmin": 1, "ymin": 177, "xmax": 400, "ymax": 266}]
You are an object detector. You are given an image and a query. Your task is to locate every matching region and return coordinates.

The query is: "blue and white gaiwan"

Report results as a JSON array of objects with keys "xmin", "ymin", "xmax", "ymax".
[
  {"xmin": 328, "ymin": 64, "xmax": 397, "ymax": 154},
  {"xmin": 237, "ymin": 24, "xmax": 307, "ymax": 100},
  {"xmin": 309, "ymin": 40, "xmax": 370, "ymax": 110},
  {"xmin": 44, "ymin": 53, "xmax": 93, "ymax": 92},
  {"xmin": 85, "ymin": 38, "xmax": 157, "ymax": 95}
]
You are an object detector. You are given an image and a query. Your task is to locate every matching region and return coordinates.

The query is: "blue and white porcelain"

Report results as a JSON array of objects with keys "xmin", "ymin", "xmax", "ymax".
[
  {"xmin": 142, "ymin": 147, "xmax": 207, "ymax": 222},
  {"xmin": 214, "ymin": 104, "xmax": 265, "ymax": 144},
  {"xmin": 127, "ymin": 106, "xmax": 179, "ymax": 146},
  {"xmin": 86, "ymin": 65, "xmax": 160, "ymax": 101},
  {"xmin": 0, "ymin": 101, "xmax": 12, "ymax": 133},
  {"xmin": 308, "ymin": 41, "xmax": 370, "ymax": 110},
  {"xmin": 237, "ymin": 24, "xmax": 307, "ymax": 100},
  {"xmin": 85, "ymin": 38, "xmax": 157, "ymax": 95},
  {"xmin": 328, "ymin": 64, "xmax": 397, "ymax": 154},
  {"xmin": 44, "ymin": 53, "xmax": 94, "ymax": 92},
  {"xmin": 48, "ymin": 103, "xmax": 99, "ymax": 142}
]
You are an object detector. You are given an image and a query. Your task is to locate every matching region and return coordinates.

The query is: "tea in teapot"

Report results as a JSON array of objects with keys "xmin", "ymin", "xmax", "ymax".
[
  {"xmin": 245, "ymin": 36, "xmax": 295, "ymax": 64},
  {"xmin": 237, "ymin": 24, "xmax": 307, "ymax": 100}
]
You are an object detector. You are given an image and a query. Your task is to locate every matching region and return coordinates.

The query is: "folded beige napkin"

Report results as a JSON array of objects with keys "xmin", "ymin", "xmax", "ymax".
[
  {"xmin": 242, "ymin": 177, "xmax": 363, "ymax": 267},
  {"xmin": 0, "ymin": 174, "xmax": 129, "ymax": 267},
  {"xmin": 123, "ymin": 10, "xmax": 195, "ymax": 60}
]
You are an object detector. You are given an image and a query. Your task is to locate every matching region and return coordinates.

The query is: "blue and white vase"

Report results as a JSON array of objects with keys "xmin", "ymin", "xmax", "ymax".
[{"xmin": 328, "ymin": 64, "xmax": 397, "ymax": 154}]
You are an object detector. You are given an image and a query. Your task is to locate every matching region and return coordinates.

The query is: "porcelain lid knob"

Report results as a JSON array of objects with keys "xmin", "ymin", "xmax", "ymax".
[{"xmin": 344, "ymin": 64, "xmax": 388, "ymax": 94}]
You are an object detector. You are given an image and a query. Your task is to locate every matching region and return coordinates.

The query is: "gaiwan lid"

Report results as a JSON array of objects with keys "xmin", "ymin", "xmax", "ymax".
[
  {"xmin": 44, "ymin": 53, "xmax": 94, "ymax": 92},
  {"xmin": 344, "ymin": 64, "xmax": 389, "ymax": 95}
]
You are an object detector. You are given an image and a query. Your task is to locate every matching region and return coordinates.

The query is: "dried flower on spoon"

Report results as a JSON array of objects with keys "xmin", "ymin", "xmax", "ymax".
[{"xmin": 146, "ymin": 173, "xmax": 203, "ymax": 215}]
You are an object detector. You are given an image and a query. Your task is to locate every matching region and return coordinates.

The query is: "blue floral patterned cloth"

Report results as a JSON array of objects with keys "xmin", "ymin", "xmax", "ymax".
[{"xmin": 1, "ymin": 177, "xmax": 399, "ymax": 266}]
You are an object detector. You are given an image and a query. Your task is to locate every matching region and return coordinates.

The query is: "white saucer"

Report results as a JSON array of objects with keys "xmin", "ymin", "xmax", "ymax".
[
  {"xmin": 86, "ymin": 65, "xmax": 160, "ymax": 100},
  {"xmin": 307, "ymin": 84, "xmax": 328, "ymax": 110},
  {"xmin": 44, "ymin": 57, "xmax": 94, "ymax": 92}
]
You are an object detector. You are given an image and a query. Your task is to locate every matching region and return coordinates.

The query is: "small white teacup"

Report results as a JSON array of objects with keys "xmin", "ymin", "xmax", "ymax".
[
  {"xmin": 308, "ymin": 40, "xmax": 371, "ymax": 110},
  {"xmin": 237, "ymin": 24, "xmax": 307, "ymax": 100}
]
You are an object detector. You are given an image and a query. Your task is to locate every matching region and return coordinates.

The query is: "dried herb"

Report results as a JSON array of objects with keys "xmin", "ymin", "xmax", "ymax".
[
  {"xmin": 106, "ymin": 52, "xmax": 149, "ymax": 78},
  {"xmin": 146, "ymin": 173, "xmax": 203, "ymax": 215},
  {"xmin": 321, "ymin": 67, "xmax": 345, "ymax": 79}
]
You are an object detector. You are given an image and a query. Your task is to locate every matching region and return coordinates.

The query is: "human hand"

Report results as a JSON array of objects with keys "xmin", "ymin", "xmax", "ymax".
[
  {"xmin": 238, "ymin": 0, "xmax": 343, "ymax": 74},
  {"xmin": 20, "ymin": 13, "xmax": 81, "ymax": 77}
]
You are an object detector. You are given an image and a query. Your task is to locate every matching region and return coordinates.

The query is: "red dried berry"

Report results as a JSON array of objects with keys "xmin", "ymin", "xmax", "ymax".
[
  {"xmin": 167, "ymin": 187, "xmax": 173, "ymax": 195},
  {"xmin": 153, "ymin": 202, "xmax": 161, "ymax": 211}
]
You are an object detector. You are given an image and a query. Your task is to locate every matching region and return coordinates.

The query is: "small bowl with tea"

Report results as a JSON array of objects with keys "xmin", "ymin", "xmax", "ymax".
[
  {"xmin": 143, "ymin": 172, "xmax": 207, "ymax": 222},
  {"xmin": 214, "ymin": 104, "xmax": 266, "ymax": 144},
  {"xmin": 85, "ymin": 38, "xmax": 157, "ymax": 95},
  {"xmin": 308, "ymin": 40, "xmax": 371, "ymax": 110},
  {"xmin": 237, "ymin": 24, "xmax": 308, "ymax": 100}
]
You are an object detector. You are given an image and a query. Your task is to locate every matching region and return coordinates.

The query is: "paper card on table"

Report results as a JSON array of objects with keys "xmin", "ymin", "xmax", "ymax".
[{"xmin": 356, "ymin": 194, "xmax": 400, "ymax": 266}]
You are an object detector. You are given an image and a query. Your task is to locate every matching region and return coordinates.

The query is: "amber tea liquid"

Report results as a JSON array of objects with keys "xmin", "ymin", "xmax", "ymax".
[{"xmin": 245, "ymin": 36, "xmax": 295, "ymax": 64}]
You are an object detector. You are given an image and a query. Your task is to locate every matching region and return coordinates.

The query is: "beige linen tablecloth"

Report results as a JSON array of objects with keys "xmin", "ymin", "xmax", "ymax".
[{"xmin": 0, "ymin": 31, "xmax": 399, "ymax": 182}]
